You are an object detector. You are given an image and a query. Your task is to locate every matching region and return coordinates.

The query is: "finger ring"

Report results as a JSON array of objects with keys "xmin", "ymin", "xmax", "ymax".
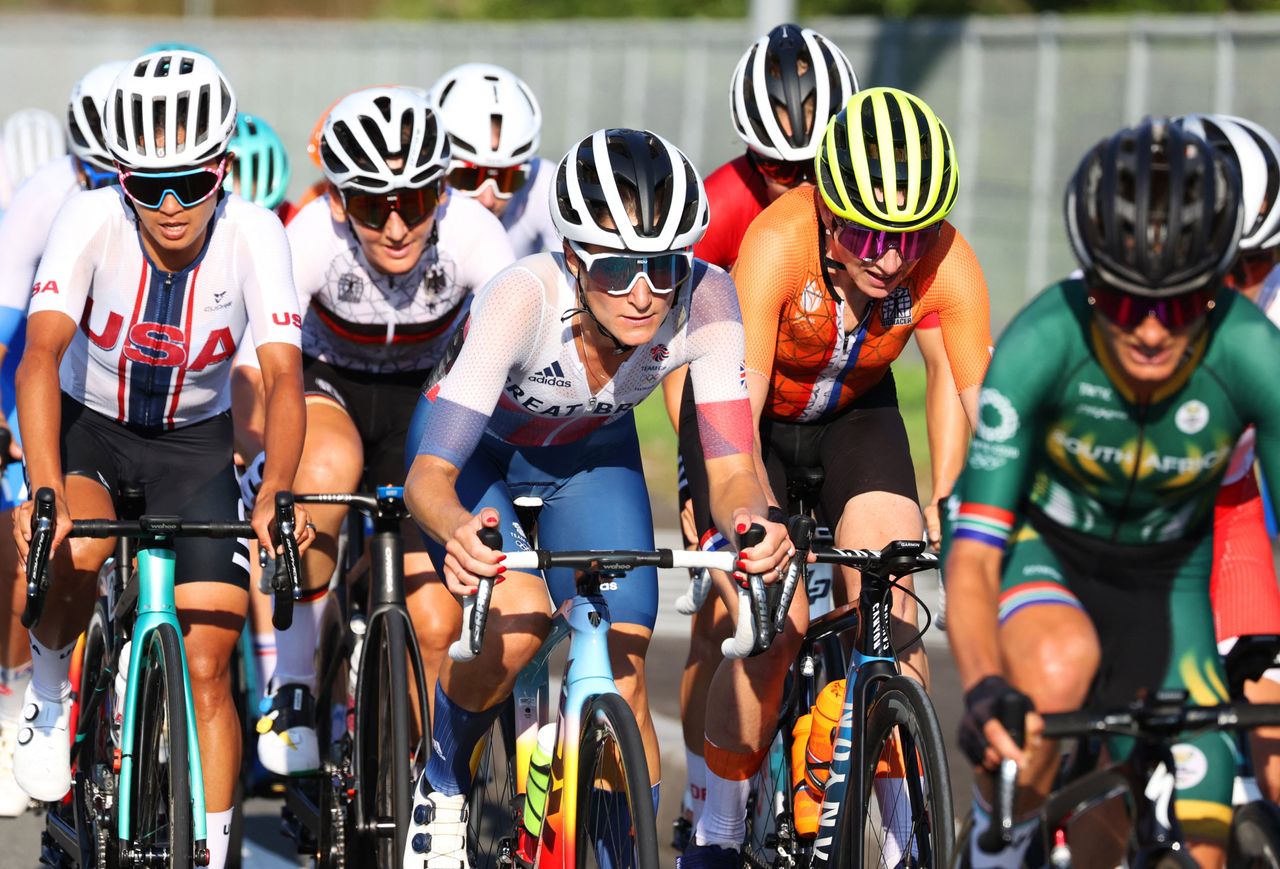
[{"xmin": 305, "ymin": 522, "xmax": 316, "ymax": 531}]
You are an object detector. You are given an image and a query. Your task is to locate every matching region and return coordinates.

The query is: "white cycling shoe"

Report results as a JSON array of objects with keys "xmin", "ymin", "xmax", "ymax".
[
  {"xmin": 12, "ymin": 685, "xmax": 71, "ymax": 803},
  {"xmin": 403, "ymin": 776, "xmax": 470, "ymax": 869},
  {"xmin": 255, "ymin": 682, "xmax": 320, "ymax": 776},
  {"xmin": 0, "ymin": 719, "xmax": 32, "ymax": 816}
]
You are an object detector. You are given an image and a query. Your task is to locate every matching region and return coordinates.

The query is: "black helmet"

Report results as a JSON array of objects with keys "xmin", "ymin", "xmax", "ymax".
[
  {"xmin": 551, "ymin": 128, "xmax": 708, "ymax": 253},
  {"xmin": 1065, "ymin": 118, "xmax": 1244, "ymax": 298}
]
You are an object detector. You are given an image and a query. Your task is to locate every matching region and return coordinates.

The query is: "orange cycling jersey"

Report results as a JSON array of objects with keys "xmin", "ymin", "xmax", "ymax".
[{"xmin": 732, "ymin": 185, "xmax": 992, "ymax": 422}]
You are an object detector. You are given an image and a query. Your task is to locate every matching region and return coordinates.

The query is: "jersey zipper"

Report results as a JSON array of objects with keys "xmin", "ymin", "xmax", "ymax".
[
  {"xmin": 1111, "ymin": 401, "xmax": 1149, "ymax": 543},
  {"xmin": 142, "ymin": 272, "xmax": 176, "ymax": 429}
]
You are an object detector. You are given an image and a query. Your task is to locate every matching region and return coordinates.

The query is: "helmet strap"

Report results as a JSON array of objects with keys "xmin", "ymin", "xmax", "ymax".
[{"xmin": 561, "ymin": 275, "xmax": 631, "ymax": 356}]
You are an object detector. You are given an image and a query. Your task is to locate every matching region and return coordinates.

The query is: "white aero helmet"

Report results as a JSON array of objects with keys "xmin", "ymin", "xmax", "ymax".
[
  {"xmin": 67, "ymin": 60, "xmax": 128, "ymax": 171},
  {"xmin": 429, "ymin": 63, "xmax": 541, "ymax": 168},
  {"xmin": 730, "ymin": 24, "xmax": 859, "ymax": 163},
  {"xmin": 105, "ymin": 51, "xmax": 236, "ymax": 170},
  {"xmin": 319, "ymin": 87, "xmax": 449, "ymax": 193},
  {"xmin": 3, "ymin": 108, "xmax": 66, "ymax": 189},
  {"xmin": 1173, "ymin": 113, "xmax": 1280, "ymax": 252},
  {"xmin": 552, "ymin": 128, "xmax": 709, "ymax": 253}
]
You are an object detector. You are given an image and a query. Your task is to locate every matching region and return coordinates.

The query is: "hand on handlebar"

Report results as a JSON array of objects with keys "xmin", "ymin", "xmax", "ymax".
[
  {"xmin": 958, "ymin": 675, "xmax": 1041, "ymax": 772},
  {"xmin": 12, "ymin": 488, "xmax": 70, "ymax": 565},
  {"xmin": 251, "ymin": 488, "xmax": 315, "ymax": 557},
  {"xmin": 442, "ymin": 508, "xmax": 507, "ymax": 597},
  {"xmin": 730, "ymin": 509, "xmax": 792, "ymax": 586}
]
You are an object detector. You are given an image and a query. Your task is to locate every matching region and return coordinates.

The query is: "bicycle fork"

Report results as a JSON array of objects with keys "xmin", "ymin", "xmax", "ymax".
[{"xmin": 117, "ymin": 543, "xmax": 209, "ymax": 861}]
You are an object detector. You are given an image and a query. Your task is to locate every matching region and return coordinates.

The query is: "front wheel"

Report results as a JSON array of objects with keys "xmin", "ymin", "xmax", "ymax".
[
  {"xmin": 1228, "ymin": 800, "xmax": 1280, "ymax": 868},
  {"xmin": 575, "ymin": 693, "xmax": 659, "ymax": 869},
  {"xmin": 128, "ymin": 622, "xmax": 194, "ymax": 868},
  {"xmin": 467, "ymin": 698, "xmax": 518, "ymax": 869},
  {"xmin": 839, "ymin": 675, "xmax": 954, "ymax": 868}
]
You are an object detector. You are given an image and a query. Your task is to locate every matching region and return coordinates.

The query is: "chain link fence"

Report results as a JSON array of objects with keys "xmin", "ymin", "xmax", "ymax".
[{"xmin": 3, "ymin": 12, "xmax": 1278, "ymax": 326}]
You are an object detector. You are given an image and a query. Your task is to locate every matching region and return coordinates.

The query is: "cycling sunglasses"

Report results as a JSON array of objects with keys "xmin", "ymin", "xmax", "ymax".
[
  {"xmin": 749, "ymin": 151, "xmax": 812, "ymax": 187},
  {"xmin": 830, "ymin": 215, "xmax": 943, "ymax": 264},
  {"xmin": 448, "ymin": 162, "xmax": 531, "ymax": 199},
  {"xmin": 341, "ymin": 184, "xmax": 442, "ymax": 231},
  {"xmin": 1088, "ymin": 284, "xmax": 1217, "ymax": 331},
  {"xmin": 119, "ymin": 158, "xmax": 227, "ymax": 209},
  {"xmin": 569, "ymin": 242, "xmax": 694, "ymax": 296},
  {"xmin": 78, "ymin": 159, "xmax": 119, "ymax": 191}
]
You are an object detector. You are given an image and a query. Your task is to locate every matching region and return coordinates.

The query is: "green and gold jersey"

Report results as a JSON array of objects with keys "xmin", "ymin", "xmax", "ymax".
[{"xmin": 954, "ymin": 279, "xmax": 1280, "ymax": 547}]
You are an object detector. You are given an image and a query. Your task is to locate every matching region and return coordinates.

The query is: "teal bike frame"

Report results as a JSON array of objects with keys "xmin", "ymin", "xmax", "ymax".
[{"xmin": 118, "ymin": 544, "xmax": 208, "ymax": 842}]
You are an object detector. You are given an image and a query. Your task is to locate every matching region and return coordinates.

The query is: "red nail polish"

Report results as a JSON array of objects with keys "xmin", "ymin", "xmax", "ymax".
[
  {"xmin": 736, "ymin": 560, "xmax": 746, "ymax": 571},
  {"xmin": 734, "ymin": 571, "xmax": 747, "ymax": 587},
  {"xmin": 736, "ymin": 522, "xmax": 748, "ymax": 534},
  {"xmin": 496, "ymin": 565, "xmax": 506, "ymax": 574},
  {"xmin": 468, "ymin": 588, "xmax": 478, "ymax": 596},
  {"xmin": 497, "ymin": 554, "xmax": 507, "ymax": 562}
]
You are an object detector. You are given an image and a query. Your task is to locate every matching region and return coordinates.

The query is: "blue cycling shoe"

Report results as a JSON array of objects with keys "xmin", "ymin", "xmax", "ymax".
[{"xmin": 676, "ymin": 843, "xmax": 742, "ymax": 869}]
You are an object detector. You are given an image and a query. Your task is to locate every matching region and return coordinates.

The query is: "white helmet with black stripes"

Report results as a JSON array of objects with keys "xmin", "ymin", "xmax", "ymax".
[{"xmin": 319, "ymin": 87, "xmax": 450, "ymax": 193}]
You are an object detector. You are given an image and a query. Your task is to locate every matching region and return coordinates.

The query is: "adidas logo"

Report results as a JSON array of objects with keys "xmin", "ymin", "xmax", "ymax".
[{"xmin": 529, "ymin": 360, "xmax": 573, "ymax": 388}]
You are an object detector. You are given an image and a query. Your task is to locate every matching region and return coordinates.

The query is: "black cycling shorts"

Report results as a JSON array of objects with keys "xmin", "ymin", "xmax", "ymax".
[
  {"xmin": 679, "ymin": 370, "xmax": 919, "ymax": 539},
  {"xmin": 302, "ymin": 355, "xmax": 430, "ymax": 489},
  {"xmin": 59, "ymin": 393, "xmax": 249, "ymax": 588}
]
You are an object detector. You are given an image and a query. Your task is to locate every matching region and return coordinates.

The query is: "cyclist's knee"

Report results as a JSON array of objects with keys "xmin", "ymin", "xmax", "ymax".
[
  {"xmin": 185, "ymin": 649, "xmax": 233, "ymax": 717},
  {"xmin": 297, "ymin": 408, "xmax": 363, "ymax": 491},
  {"xmin": 409, "ymin": 584, "xmax": 462, "ymax": 654},
  {"xmin": 1006, "ymin": 617, "xmax": 1098, "ymax": 712}
]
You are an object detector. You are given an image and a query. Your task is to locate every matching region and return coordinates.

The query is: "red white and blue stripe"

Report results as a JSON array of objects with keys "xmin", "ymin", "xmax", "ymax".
[{"xmin": 953, "ymin": 503, "xmax": 1016, "ymax": 549}]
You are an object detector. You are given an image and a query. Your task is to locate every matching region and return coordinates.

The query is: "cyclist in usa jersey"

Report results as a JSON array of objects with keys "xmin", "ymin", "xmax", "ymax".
[
  {"xmin": 401, "ymin": 128, "xmax": 794, "ymax": 867},
  {"xmin": 0, "ymin": 59, "xmax": 125, "ymax": 818},
  {"xmin": 237, "ymin": 86, "xmax": 515, "ymax": 777},
  {"xmin": 9, "ymin": 52, "xmax": 313, "ymax": 869},
  {"xmin": 430, "ymin": 63, "xmax": 558, "ymax": 258}
]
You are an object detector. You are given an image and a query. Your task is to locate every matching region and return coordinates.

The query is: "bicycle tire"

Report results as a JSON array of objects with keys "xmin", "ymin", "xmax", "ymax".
[
  {"xmin": 742, "ymin": 733, "xmax": 797, "ymax": 868},
  {"xmin": 574, "ymin": 693, "xmax": 659, "ymax": 869},
  {"xmin": 467, "ymin": 698, "xmax": 518, "ymax": 869},
  {"xmin": 314, "ymin": 597, "xmax": 352, "ymax": 869},
  {"xmin": 353, "ymin": 613, "xmax": 413, "ymax": 868},
  {"xmin": 837, "ymin": 675, "xmax": 954, "ymax": 868},
  {"xmin": 1229, "ymin": 800, "xmax": 1280, "ymax": 868},
  {"xmin": 73, "ymin": 601, "xmax": 117, "ymax": 869},
  {"xmin": 129, "ymin": 622, "xmax": 193, "ymax": 869}
]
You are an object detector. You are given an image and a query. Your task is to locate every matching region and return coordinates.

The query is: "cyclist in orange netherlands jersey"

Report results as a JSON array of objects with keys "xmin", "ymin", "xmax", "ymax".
[{"xmin": 678, "ymin": 87, "xmax": 991, "ymax": 867}]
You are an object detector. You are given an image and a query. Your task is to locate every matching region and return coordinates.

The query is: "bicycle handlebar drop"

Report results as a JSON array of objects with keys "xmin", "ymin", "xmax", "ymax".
[{"xmin": 21, "ymin": 486, "xmax": 304, "ymax": 630}]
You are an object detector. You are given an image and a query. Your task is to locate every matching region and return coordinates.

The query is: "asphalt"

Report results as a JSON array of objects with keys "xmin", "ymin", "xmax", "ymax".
[{"xmin": 0, "ymin": 540, "xmax": 972, "ymax": 868}]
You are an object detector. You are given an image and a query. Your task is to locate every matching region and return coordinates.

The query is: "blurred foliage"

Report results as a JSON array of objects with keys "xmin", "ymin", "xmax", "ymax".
[{"xmin": 8, "ymin": 0, "xmax": 1280, "ymax": 16}]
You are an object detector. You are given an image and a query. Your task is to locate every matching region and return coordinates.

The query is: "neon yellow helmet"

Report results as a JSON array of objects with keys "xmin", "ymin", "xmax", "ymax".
[{"xmin": 815, "ymin": 86, "xmax": 958, "ymax": 232}]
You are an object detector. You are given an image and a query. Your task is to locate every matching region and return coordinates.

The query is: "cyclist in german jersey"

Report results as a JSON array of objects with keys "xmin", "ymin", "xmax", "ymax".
[
  {"xmin": 7, "ymin": 51, "xmax": 313, "ymax": 869},
  {"xmin": 239, "ymin": 86, "xmax": 515, "ymax": 778},
  {"xmin": 947, "ymin": 119, "xmax": 1279, "ymax": 869},
  {"xmin": 1172, "ymin": 113, "xmax": 1280, "ymax": 806},
  {"xmin": 402, "ymin": 128, "xmax": 793, "ymax": 868},
  {"xmin": 430, "ymin": 63, "xmax": 558, "ymax": 258},
  {"xmin": 679, "ymin": 87, "xmax": 990, "ymax": 868},
  {"xmin": 0, "ymin": 59, "xmax": 127, "ymax": 818}
]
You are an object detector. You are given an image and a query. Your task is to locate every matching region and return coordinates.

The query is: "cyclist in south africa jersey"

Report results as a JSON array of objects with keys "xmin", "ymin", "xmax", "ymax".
[{"xmin": 948, "ymin": 119, "xmax": 1277, "ymax": 869}]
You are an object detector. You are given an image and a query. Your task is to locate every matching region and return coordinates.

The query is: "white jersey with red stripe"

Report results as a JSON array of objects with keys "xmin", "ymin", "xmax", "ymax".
[
  {"xmin": 1223, "ymin": 269, "xmax": 1280, "ymax": 486},
  {"xmin": 28, "ymin": 187, "xmax": 301, "ymax": 430},
  {"xmin": 417, "ymin": 252, "xmax": 753, "ymax": 468},
  {"xmin": 290, "ymin": 191, "xmax": 515, "ymax": 373},
  {"xmin": 497, "ymin": 156, "xmax": 558, "ymax": 259},
  {"xmin": 0, "ymin": 156, "xmax": 79, "ymax": 315}
]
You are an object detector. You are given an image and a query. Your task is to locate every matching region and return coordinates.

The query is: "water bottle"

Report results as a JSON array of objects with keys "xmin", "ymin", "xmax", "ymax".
[{"xmin": 522, "ymin": 723, "xmax": 556, "ymax": 837}]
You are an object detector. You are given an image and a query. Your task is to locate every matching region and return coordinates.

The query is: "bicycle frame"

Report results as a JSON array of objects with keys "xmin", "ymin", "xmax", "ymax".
[
  {"xmin": 809, "ymin": 569, "xmax": 899, "ymax": 868},
  {"xmin": 523, "ymin": 588, "xmax": 625, "ymax": 868},
  {"xmin": 117, "ymin": 543, "xmax": 209, "ymax": 845}
]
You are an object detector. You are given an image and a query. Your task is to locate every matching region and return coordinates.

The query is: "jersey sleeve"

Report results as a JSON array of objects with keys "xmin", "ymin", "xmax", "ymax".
[
  {"xmin": 920, "ymin": 225, "xmax": 993, "ymax": 391},
  {"xmin": 0, "ymin": 173, "xmax": 62, "ymax": 345},
  {"xmin": 417, "ymin": 265, "xmax": 545, "ymax": 468},
  {"xmin": 451, "ymin": 197, "xmax": 518, "ymax": 291},
  {"xmin": 729, "ymin": 194, "xmax": 808, "ymax": 382},
  {"xmin": 284, "ymin": 197, "xmax": 333, "ymax": 311},
  {"xmin": 953, "ymin": 286, "xmax": 1070, "ymax": 550},
  {"xmin": 1222, "ymin": 297, "xmax": 1280, "ymax": 523},
  {"xmin": 238, "ymin": 204, "xmax": 302, "ymax": 348},
  {"xmin": 28, "ymin": 190, "xmax": 109, "ymax": 326},
  {"xmin": 684, "ymin": 266, "xmax": 755, "ymax": 460}
]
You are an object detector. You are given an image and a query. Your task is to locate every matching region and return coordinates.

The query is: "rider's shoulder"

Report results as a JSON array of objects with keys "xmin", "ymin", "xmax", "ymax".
[
  {"xmin": 51, "ymin": 184, "xmax": 127, "ymax": 231},
  {"xmin": 437, "ymin": 190, "xmax": 509, "ymax": 240},
  {"xmin": 735, "ymin": 185, "xmax": 816, "ymax": 262},
  {"xmin": 9, "ymin": 156, "xmax": 78, "ymax": 206},
  {"xmin": 283, "ymin": 194, "xmax": 336, "ymax": 240},
  {"xmin": 998, "ymin": 279, "xmax": 1092, "ymax": 354},
  {"xmin": 221, "ymin": 192, "xmax": 288, "ymax": 234}
]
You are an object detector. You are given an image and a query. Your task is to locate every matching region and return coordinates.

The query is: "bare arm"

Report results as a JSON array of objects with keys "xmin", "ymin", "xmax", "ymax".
[
  {"xmin": 945, "ymin": 538, "xmax": 1007, "ymax": 689},
  {"xmin": 253, "ymin": 342, "xmax": 310, "ymax": 552},
  {"xmin": 916, "ymin": 326, "xmax": 970, "ymax": 543},
  {"xmin": 231, "ymin": 363, "xmax": 267, "ymax": 461},
  {"xmin": 14, "ymin": 312, "xmax": 78, "ymax": 554}
]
